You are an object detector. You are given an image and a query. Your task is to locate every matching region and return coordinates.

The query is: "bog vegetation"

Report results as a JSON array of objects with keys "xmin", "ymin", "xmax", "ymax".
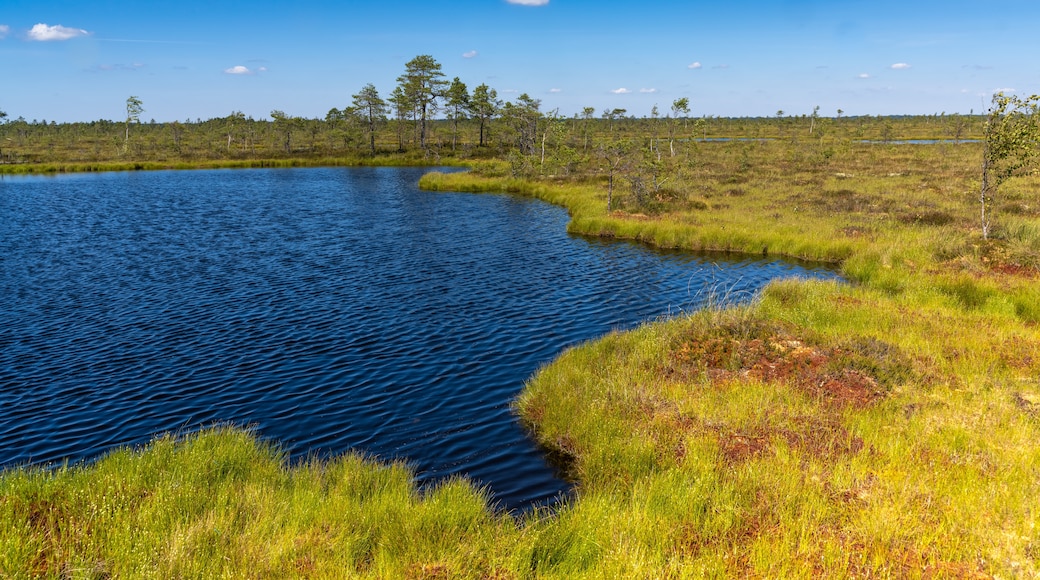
[{"xmin": 2, "ymin": 56, "xmax": 1040, "ymax": 578}]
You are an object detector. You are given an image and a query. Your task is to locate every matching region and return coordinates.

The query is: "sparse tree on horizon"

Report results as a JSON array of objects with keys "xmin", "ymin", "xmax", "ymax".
[
  {"xmin": 0, "ymin": 107, "xmax": 7, "ymax": 161},
  {"xmin": 352, "ymin": 83, "xmax": 388, "ymax": 155},
  {"xmin": 225, "ymin": 111, "xmax": 245, "ymax": 152},
  {"xmin": 270, "ymin": 110, "xmax": 299, "ymax": 154},
  {"xmin": 124, "ymin": 96, "xmax": 144, "ymax": 154},
  {"xmin": 445, "ymin": 77, "xmax": 469, "ymax": 152},
  {"xmin": 581, "ymin": 106, "xmax": 596, "ymax": 152},
  {"xmin": 396, "ymin": 55, "xmax": 448, "ymax": 151},
  {"xmin": 468, "ymin": 84, "xmax": 500, "ymax": 147},
  {"xmin": 389, "ymin": 85, "xmax": 411, "ymax": 151},
  {"xmin": 669, "ymin": 98, "xmax": 689, "ymax": 157}
]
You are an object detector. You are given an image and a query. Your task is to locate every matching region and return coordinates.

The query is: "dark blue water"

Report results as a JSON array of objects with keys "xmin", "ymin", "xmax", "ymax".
[{"xmin": 0, "ymin": 167, "xmax": 839, "ymax": 509}]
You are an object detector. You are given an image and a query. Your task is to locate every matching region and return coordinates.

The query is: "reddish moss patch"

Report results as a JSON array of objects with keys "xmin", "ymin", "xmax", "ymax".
[
  {"xmin": 670, "ymin": 333, "xmax": 891, "ymax": 409},
  {"xmin": 656, "ymin": 320, "xmax": 921, "ymax": 468}
]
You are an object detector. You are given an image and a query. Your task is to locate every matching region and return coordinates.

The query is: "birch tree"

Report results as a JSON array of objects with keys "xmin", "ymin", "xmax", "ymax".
[
  {"xmin": 980, "ymin": 92, "xmax": 1040, "ymax": 239},
  {"xmin": 124, "ymin": 96, "xmax": 144, "ymax": 154}
]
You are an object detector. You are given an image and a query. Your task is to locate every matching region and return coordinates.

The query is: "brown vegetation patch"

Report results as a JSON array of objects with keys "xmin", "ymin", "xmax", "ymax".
[
  {"xmin": 1014, "ymin": 392, "xmax": 1040, "ymax": 418},
  {"xmin": 406, "ymin": 562, "xmax": 452, "ymax": 579},
  {"xmin": 898, "ymin": 210, "xmax": 957, "ymax": 226},
  {"xmin": 670, "ymin": 333, "xmax": 892, "ymax": 409},
  {"xmin": 712, "ymin": 417, "xmax": 865, "ymax": 464},
  {"xmin": 990, "ymin": 262, "xmax": 1040, "ymax": 278},
  {"xmin": 675, "ymin": 516, "xmax": 765, "ymax": 560},
  {"xmin": 811, "ymin": 189, "xmax": 886, "ymax": 214}
]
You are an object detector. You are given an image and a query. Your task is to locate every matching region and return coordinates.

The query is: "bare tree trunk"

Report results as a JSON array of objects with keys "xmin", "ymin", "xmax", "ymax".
[{"xmin": 980, "ymin": 153, "xmax": 991, "ymax": 240}]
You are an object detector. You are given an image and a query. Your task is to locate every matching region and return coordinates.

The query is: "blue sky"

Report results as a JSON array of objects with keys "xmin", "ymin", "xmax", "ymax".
[{"xmin": 2, "ymin": 0, "xmax": 1039, "ymax": 123}]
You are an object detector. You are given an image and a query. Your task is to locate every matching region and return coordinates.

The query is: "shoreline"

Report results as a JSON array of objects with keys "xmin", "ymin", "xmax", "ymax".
[{"xmin": 4, "ymin": 145, "xmax": 1040, "ymax": 576}]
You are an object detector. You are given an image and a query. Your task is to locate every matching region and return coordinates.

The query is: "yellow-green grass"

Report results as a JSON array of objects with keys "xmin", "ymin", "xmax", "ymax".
[
  {"xmin": 517, "ymin": 280, "xmax": 1040, "ymax": 576},
  {"xmin": 0, "ymin": 428, "xmax": 521, "ymax": 578},
  {"xmin": 4, "ymin": 137, "xmax": 1040, "ymax": 577},
  {"xmin": 0, "ymin": 153, "xmax": 468, "ymax": 175}
]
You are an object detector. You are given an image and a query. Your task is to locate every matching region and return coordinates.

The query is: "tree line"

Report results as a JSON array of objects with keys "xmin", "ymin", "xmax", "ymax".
[
  {"xmin": 0, "ymin": 54, "xmax": 990, "ymax": 169},
  {"xmin": 5, "ymin": 55, "xmax": 1036, "ymax": 240}
]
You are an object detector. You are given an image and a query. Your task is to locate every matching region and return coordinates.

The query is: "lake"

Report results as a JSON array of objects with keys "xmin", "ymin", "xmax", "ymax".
[{"xmin": 0, "ymin": 167, "xmax": 840, "ymax": 509}]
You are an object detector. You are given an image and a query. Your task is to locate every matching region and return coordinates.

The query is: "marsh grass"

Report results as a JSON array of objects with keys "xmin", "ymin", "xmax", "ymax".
[
  {"xmin": 0, "ymin": 153, "xmax": 466, "ymax": 175},
  {"xmin": 4, "ymin": 127, "xmax": 1040, "ymax": 577},
  {"xmin": 0, "ymin": 428, "xmax": 520, "ymax": 578}
]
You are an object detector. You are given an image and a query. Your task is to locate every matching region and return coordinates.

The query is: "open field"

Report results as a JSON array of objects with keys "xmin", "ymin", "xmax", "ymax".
[{"xmin": 3, "ymin": 115, "xmax": 1040, "ymax": 577}]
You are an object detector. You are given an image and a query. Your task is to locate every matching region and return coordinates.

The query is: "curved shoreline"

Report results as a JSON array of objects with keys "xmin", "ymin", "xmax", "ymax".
[{"xmin": 4, "ymin": 156, "xmax": 1040, "ymax": 576}]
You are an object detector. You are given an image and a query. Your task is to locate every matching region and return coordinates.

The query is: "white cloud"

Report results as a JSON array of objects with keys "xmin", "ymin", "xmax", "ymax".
[
  {"xmin": 993, "ymin": 87, "xmax": 1016, "ymax": 94},
  {"xmin": 857, "ymin": 73, "xmax": 871, "ymax": 79},
  {"xmin": 890, "ymin": 62, "xmax": 911, "ymax": 70},
  {"xmin": 611, "ymin": 87, "xmax": 631, "ymax": 94},
  {"xmin": 0, "ymin": 25, "xmax": 10, "ymax": 39},
  {"xmin": 462, "ymin": 50, "xmax": 478, "ymax": 58},
  {"xmin": 27, "ymin": 23, "xmax": 89, "ymax": 41},
  {"xmin": 506, "ymin": 0, "xmax": 549, "ymax": 5},
  {"xmin": 639, "ymin": 88, "xmax": 657, "ymax": 94},
  {"xmin": 687, "ymin": 61, "xmax": 702, "ymax": 69},
  {"xmin": 224, "ymin": 65, "xmax": 254, "ymax": 75},
  {"xmin": 549, "ymin": 88, "xmax": 562, "ymax": 93}
]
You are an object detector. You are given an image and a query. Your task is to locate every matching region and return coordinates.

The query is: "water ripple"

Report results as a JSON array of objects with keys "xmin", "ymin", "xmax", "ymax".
[{"xmin": 0, "ymin": 167, "xmax": 840, "ymax": 509}]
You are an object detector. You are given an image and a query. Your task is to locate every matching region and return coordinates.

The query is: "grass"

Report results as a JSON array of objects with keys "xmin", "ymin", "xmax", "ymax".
[
  {"xmin": 0, "ymin": 428, "xmax": 521, "ymax": 578},
  {"xmin": 0, "ymin": 154, "xmax": 467, "ymax": 175},
  {"xmin": 3, "ymin": 131, "xmax": 1040, "ymax": 576}
]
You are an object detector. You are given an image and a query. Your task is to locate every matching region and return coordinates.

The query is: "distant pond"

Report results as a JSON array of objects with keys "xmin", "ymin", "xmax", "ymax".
[{"xmin": 0, "ymin": 167, "xmax": 841, "ymax": 509}]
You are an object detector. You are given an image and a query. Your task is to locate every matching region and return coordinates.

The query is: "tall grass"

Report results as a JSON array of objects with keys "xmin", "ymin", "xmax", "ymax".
[
  {"xmin": 4, "ymin": 132, "xmax": 1040, "ymax": 576},
  {"xmin": 0, "ymin": 428, "xmax": 520, "ymax": 577}
]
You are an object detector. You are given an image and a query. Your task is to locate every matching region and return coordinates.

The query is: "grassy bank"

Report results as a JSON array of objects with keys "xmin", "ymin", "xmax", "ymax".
[
  {"xmin": 0, "ymin": 153, "xmax": 467, "ymax": 175},
  {"xmin": 3, "ymin": 137, "xmax": 1040, "ymax": 576}
]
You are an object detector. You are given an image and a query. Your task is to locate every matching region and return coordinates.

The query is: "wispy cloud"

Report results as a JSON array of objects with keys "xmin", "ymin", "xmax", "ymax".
[
  {"xmin": 92, "ymin": 63, "xmax": 146, "ymax": 72},
  {"xmin": 549, "ymin": 88, "xmax": 562, "ymax": 93},
  {"xmin": 462, "ymin": 50, "xmax": 478, "ymax": 59},
  {"xmin": 0, "ymin": 25, "xmax": 10, "ymax": 40},
  {"xmin": 611, "ymin": 87, "xmax": 631, "ymax": 94},
  {"xmin": 639, "ymin": 88, "xmax": 657, "ymax": 94},
  {"xmin": 224, "ymin": 65, "xmax": 266, "ymax": 75},
  {"xmin": 506, "ymin": 0, "xmax": 548, "ymax": 5},
  {"xmin": 27, "ymin": 23, "xmax": 89, "ymax": 41},
  {"xmin": 96, "ymin": 38, "xmax": 208, "ymax": 45},
  {"xmin": 993, "ymin": 87, "xmax": 1016, "ymax": 94},
  {"xmin": 687, "ymin": 61, "xmax": 702, "ymax": 70},
  {"xmin": 890, "ymin": 62, "xmax": 911, "ymax": 70},
  {"xmin": 713, "ymin": 64, "xmax": 730, "ymax": 70},
  {"xmin": 857, "ymin": 73, "xmax": 871, "ymax": 79}
]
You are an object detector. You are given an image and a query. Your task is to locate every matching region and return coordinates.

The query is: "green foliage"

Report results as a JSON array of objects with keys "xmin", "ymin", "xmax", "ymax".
[
  {"xmin": 352, "ymin": 83, "xmax": 388, "ymax": 155},
  {"xmin": 396, "ymin": 55, "xmax": 448, "ymax": 150},
  {"xmin": 980, "ymin": 92, "xmax": 1040, "ymax": 238},
  {"xmin": 4, "ymin": 87, "xmax": 1040, "ymax": 576}
]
